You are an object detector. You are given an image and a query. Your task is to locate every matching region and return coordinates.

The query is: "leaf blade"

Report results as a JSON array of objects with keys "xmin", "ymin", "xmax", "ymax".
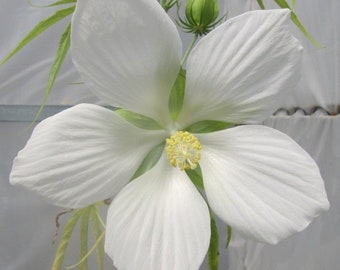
[
  {"xmin": 184, "ymin": 120, "xmax": 234, "ymax": 133},
  {"xmin": 115, "ymin": 109, "xmax": 163, "ymax": 130},
  {"xmin": 130, "ymin": 142, "xmax": 165, "ymax": 181},
  {"xmin": 257, "ymin": 0, "xmax": 265, "ymax": 9},
  {"xmin": 0, "ymin": 5, "xmax": 75, "ymax": 65},
  {"xmin": 169, "ymin": 68, "xmax": 186, "ymax": 121},
  {"xmin": 79, "ymin": 207, "xmax": 91, "ymax": 270},
  {"xmin": 29, "ymin": 0, "xmax": 77, "ymax": 7},
  {"xmin": 226, "ymin": 225, "xmax": 232, "ymax": 248},
  {"xmin": 52, "ymin": 209, "xmax": 82, "ymax": 270},
  {"xmin": 90, "ymin": 206, "xmax": 105, "ymax": 270},
  {"xmin": 208, "ymin": 212, "xmax": 219, "ymax": 270},
  {"xmin": 185, "ymin": 164, "xmax": 204, "ymax": 190}
]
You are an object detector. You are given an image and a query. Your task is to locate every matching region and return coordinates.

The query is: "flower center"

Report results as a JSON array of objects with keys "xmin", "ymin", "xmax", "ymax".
[{"xmin": 166, "ymin": 131, "xmax": 202, "ymax": 170}]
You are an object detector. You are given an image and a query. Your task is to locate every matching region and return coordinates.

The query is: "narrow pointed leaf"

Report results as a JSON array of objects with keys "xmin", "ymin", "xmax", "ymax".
[
  {"xmin": 169, "ymin": 68, "xmax": 186, "ymax": 121},
  {"xmin": 0, "ymin": 5, "xmax": 75, "ymax": 65},
  {"xmin": 29, "ymin": 0, "xmax": 77, "ymax": 7},
  {"xmin": 184, "ymin": 120, "xmax": 234, "ymax": 133},
  {"xmin": 225, "ymin": 225, "xmax": 232, "ymax": 248},
  {"xmin": 185, "ymin": 164, "xmax": 204, "ymax": 190},
  {"xmin": 130, "ymin": 142, "xmax": 165, "ymax": 181},
  {"xmin": 115, "ymin": 109, "xmax": 163, "ymax": 130},
  {"xmin": 291, "ymin": 0, "xmax": 296, "ymax": 9},
  {"xmin": 274, "ymin": 0, "xmax": 290, "ymax": 8},
  {"xmin": 290, "ymin": 11, "xmax": 323, "ymax": 48},
  {"xmin": 273, "ymin": 0, "xmax": 322, "ymax": 48},
  {"xmin": 79, "ymin": 207, "xmax": 90, "ymax": 270},
  {"xmin": 65, "ymin": 231, "xmax": 106, "ymax": 270},
  {"xmin": 52, "ymin": 209, "xmax": 82, "ymax": 270},
  {"xmin": 90, "ymin": 206, "xmax": 105, "ymax": 270},
  {"xmin": 31, "ymin": 22, "xmax": 71, "ymax": 123},
  {"xmin": 208, "ymin": 212, "xmax": 219, "ymax": 270},
  {"xmin": 257, "ymin": 0, "xmax": 265, "ymax": 9}
]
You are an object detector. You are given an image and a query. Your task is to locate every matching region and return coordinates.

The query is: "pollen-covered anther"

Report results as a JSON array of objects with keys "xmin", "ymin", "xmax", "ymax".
[{"xmin": 166, "ymin": 131, "xmax": 202, "ymax": 170}]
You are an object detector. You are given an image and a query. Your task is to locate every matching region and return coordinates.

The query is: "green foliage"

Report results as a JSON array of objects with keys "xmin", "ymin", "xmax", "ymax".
[
  {"xmin": 79, "ymin": 209, "xmax": 90, "ymax": 270},
  {"xmin": 226, "ymin": 225, "xmax": 232, "ymax": 248},
  {"xmin": 160, "ymin": 0, "xmax": 178, "ymax": 12},
  {"xmin": 52, "ymin": 209, "xmax": 82, "ymax": 270},
  {"xmin": 115, "ymin": 109, "xmax": 163, "ymax": 130},
  {"xmin": 290, "ymin": 11, "xmax": 323, "ymax": 48},
  {"xmin": 168, "ymin": 68, "xmax": 186, "ymax": 121},
  {"xmin": 32, "ymin": 22, "xmax": 71, "ymax": 124},
  {"xmin": 130, "ymin": 142, "xmax": 165, "ymax": 181},
  {"xmin": 90, "ymin": 208, "xmax": 105, "ymax": 270},
  {"xmin": 52, "ymin": 205, "xmax": 106, "ymax": 270},
  {"xmin": 184, "ymin": 120, "xmax": 234, "ymax": 133},
  {"xmin": 256, "ymin": 0, "xmax": 265, "ymax": 9},
  {"xmin": 185, "ymin": 164, "xmax": 204, "ymax": 190},
  {"xmin": 0, "ymin": 5, "xmax": 75, "ymax": 66},
  {"xmin": 29, "ymin": 0, "xmax": 77, "ymax": 7},
  {"xmin": 208, "ymin": 212, "xmax": 219, "ymax": 270},
  {"xmin": 257, "ymin": 0, "xmax": 323, "ymax": 48}
]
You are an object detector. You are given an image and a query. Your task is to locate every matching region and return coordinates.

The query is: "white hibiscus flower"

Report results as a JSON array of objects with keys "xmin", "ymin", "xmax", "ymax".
[{"xmin": 10, "ymin": 0, "xmax": 329, "ymax": 269}]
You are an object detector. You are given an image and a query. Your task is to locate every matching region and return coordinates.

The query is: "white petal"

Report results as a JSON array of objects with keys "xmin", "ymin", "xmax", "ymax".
[
  {"xmin": 179, "ymin": 9, "xmax": 303, "ymax": 126},
  {"xmin": 10, "ymin": 104, "xmax": 166, "ymax": 208},
  {"xmin": 105, "ymin": 155, "xmax": 210, "ymax": 270},
  {"xmin": 198, "ymin": 125, "xmax": 329, "ymax": 244},
  {"xmin": 71, "ymin": 0, "xmax": 182, "ymax": 124}
]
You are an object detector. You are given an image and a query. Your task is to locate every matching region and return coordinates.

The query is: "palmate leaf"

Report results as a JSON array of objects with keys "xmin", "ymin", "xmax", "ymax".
[{"xmin": 0, "ymin": 5, "xmax": 75, "ymax": 66}]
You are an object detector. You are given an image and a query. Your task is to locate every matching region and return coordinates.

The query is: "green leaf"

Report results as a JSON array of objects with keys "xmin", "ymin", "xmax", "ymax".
[
  {"xmin": 130, "ymin": 142, "xmax": 165, "ymax": 181},
  {"xmin": 79, "ymin": 208, "xmax": 90, "ymax": 270},
  {"xmin": 274, "ymin": 0, "xmax": 290, "ymax": 9},
  {"xmin": 226, "ymin": 225, "xmax": 232, "ymax": 248},
  {"xmin": 65, "ymin": 230, "xmax": 106, "ymax": 270},
  {"xmin": 291, "ymin": 0, "xmax": 296, "ymax": 9},
  {"xmin": 28, "ymin": 0, "xmax": 77, "ymax": 7},
  {"xmin": 257, "ymin": 0, "xmax": 265, "ymax": 9},
  {"xmin": 184, "ymin": 120, "xmax": 234, "ymax": 133},
  {"xmin": 185, "ymin": 164, "xmax": 204, "ymax": 190},
  {"xmin": 274, "ymin": 0, "xmax": 323, "ymax": 48},
  {"xmin": 168, "ymin": 68, "xmax": 186, "ymax": 121},
  {"xmin": 32, "ymin": 22, "xmax": 71, "ymax": 124},
  {"xmin": 0, "ymin": 5, "xmax": 75, "ymax": 66},
  {"xmin": 90, "ymin": 206, "xmax": 105, "ymax": 270},
  {"xmin": 115, "ymin": 109, "xmax": 163, "ymax": 130},
  {"xmin": 290, "ymin": 11, "xmax": 323, "ymax": 48},
  {"xmin": 52, "ymin": 209, "xmax": 82, "ymax": 270},
  {"xmin": 208, "ymin": 212, "xmax": 219, "ymax": 270}
]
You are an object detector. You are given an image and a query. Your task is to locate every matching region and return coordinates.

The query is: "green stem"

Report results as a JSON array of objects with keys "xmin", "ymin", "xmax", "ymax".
[{"xmin": 180, "ymin": 33, "xmax": 199, "ymax": 67}]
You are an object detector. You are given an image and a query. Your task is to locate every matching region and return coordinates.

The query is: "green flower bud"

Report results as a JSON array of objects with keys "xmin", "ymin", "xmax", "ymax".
[{"xmin": 184, "ymin": 0, "xmax": 219, "ymax": 35}]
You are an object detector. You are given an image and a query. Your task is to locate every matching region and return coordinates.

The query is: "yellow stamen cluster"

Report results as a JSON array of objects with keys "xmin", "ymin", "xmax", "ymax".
[{"xmin": 166, "ymin": 131, "xmax": 202, "ymax": 170}]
